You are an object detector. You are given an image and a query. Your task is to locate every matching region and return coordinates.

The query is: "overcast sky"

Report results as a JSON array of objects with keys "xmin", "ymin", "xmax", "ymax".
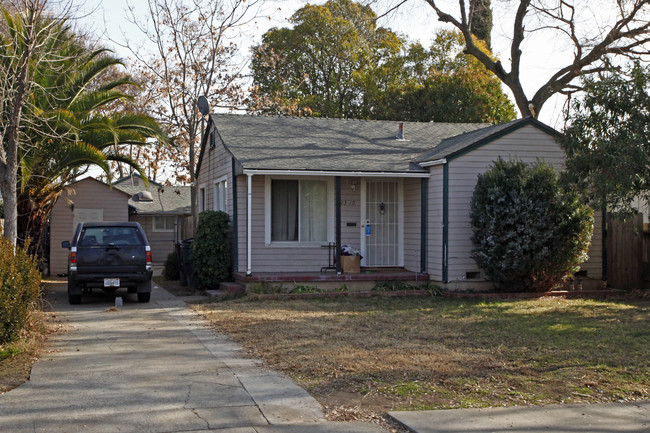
[{"xmin": 74, "ymin": 0, "xmax": 601, "ymax": 127}]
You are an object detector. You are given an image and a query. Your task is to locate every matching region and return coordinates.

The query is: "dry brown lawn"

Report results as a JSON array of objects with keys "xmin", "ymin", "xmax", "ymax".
[
  {"xmin": 0, "ymin": 280, "xmax": 66, "ymax": 394},
  {"xmin": 194, "ymin": 295, "xmax": 650, "ymax": 419}
]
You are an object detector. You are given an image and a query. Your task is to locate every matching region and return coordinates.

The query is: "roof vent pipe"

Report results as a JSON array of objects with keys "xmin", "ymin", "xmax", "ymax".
[{"xmin": 397, "ymin": 122, "xmax": 404, "ymax": 140}]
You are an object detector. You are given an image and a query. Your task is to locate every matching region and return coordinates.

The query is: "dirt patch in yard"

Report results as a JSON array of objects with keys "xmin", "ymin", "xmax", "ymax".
[
  {"xmin": 153, "ymin": 276, "xmax": 204, "ymax": 297},
  {"xmin": 194, "ymin": 295, "xmax": 650, "ymax": 421}
]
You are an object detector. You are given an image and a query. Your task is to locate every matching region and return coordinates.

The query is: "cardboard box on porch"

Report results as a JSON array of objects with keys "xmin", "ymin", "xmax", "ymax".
[{"xmin": 341, "ymin": 255, "xmax": 360, "ymax": 274}]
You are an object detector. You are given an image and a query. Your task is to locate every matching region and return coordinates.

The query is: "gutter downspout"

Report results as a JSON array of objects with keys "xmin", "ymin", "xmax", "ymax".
[{"xmin": 246, "ymin": 173, "xmax": 253, "ymax": 276}]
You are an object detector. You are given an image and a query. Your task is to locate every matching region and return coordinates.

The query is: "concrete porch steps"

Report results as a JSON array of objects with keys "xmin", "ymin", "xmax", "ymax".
[{"xmin": 233, "ymin": 270, "xmax": 429, "ymax": 292}]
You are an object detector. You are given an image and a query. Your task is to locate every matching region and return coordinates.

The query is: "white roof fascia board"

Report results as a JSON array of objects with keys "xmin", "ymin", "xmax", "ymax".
[
  {"xmin": 242, "ymin": 169, "xmax": 430, "ymax": 178},
  {"xmin": 419, "ymin": 158, "xmax": 447, "ymax": 167}
]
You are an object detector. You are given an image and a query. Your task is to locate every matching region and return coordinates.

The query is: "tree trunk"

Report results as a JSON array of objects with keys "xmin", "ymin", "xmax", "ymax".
[
  {"xmin": 0, "ymin": 164, "xmax": 18, "ymax": 244},
  {"xmin": 1, "ymin": 6, "xmax": 36, "ymax": 245},
  {"xmin": 190, "ymin": 130, "xmax": 198, "ymax": 230},
  {"xmin": 17, "ymin": 189, "xmax": 56, "ymax": 271}
]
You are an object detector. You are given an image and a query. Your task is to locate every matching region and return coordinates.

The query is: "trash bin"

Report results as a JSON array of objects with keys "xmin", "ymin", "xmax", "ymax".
[
  {"xmin": 178, "ymin": 238, "xmax": 194, "ymax": 287},
  {"xmin": 175, "ymin": 242, "xmax": 185, "ymax": 285}
]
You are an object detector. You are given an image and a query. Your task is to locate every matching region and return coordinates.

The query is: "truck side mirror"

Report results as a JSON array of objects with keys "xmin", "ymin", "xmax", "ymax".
[{"xmin": 61, "ymin": 240, "xmax": 71, "ymax": 249}]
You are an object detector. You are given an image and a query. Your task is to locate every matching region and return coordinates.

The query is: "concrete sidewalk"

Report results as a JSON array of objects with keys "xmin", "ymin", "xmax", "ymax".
[
  {"xmin": 389, "ymin": 400, "xmax": 650, "ymax": 433},
  {"xmin": 0, "ymin": 282, "xmax": 383, "ymax": 433}
]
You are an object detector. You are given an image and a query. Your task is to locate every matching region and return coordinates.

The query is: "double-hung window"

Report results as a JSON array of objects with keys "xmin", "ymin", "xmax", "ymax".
[
  {"xmin": 213, "ymin": 176, "xmax": 227, "ymax": 212},
  {"xmin": 270, "ymin": 179, "xmax": 328, "ymax": 243},
  {"xmin": 153, "ymin": 216, "xmax": 175, "ymax": 232}
]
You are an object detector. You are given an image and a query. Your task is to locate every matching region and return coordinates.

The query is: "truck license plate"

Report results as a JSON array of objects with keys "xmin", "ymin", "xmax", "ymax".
[{"xmin": 104, "ymin": 278, "xmax": 120, "ymax": 288}]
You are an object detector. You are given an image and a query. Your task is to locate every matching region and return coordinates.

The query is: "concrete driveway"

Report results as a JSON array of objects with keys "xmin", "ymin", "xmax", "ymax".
[{"xmin": 0, "ymin": 281, "xmax": 384, "ymax": 433}]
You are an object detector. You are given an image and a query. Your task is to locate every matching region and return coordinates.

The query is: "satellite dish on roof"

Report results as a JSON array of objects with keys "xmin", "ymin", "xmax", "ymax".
[{"xmin": 197, "ymin": 96, "xmax": 209, "ymax": 116}]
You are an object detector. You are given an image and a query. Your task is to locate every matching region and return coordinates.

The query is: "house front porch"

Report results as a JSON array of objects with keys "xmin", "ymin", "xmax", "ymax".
[{"xmin": 233, "ymin": 269, "xmax": 430, "ymax": 292}]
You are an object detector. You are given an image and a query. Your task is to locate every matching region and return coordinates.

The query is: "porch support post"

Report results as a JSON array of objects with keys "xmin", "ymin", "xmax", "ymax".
[
  {"xmin": 231, "ymin": 158, "xmax": 238, "ymax": 273},
  {"xmin": 246, "ymin": 173, "xmax": 253, "ymax": 276},
  {"xmin": 335, "ymin": 176, "xmax": 342, "ymax": 275},
  {"xmin": 420, "ymin": 177, "xmax": 427, "ymax": 274},
  {"xmin": 442, "ymin": 163, "xmax": 449, "ymax": 283}
]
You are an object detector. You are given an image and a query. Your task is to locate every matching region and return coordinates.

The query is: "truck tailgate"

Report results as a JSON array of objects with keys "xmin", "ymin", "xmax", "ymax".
[{"xmin": 76, "ymin": 245, "xmax": 146, "ymax": 274}]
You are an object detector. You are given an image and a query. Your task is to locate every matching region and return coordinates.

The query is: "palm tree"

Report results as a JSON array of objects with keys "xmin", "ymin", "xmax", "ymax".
[{"xmin": 15, "ymin": 17, "xmax": 168, "ymax": 262}]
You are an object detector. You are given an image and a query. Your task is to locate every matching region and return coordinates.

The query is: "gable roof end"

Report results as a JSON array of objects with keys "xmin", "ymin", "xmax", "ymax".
[{"xmin": 417, "ymin": 117, "xmax": 562, "ymax": 165}]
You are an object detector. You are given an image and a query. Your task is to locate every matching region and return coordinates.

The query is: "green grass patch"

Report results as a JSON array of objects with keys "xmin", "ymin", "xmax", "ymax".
[{"xmin": 0, "ymin": 348, "xmax": 20, "ymax": 361}]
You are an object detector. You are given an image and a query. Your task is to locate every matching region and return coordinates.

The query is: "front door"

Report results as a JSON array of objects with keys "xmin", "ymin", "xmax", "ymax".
[{"xmin": 362, "ymin": 180, "xmax": 401, "ymax": 267}]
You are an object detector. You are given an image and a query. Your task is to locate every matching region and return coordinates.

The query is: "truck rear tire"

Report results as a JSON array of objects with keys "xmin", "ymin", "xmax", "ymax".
[
  {"xmin": 69, "ymin": 294, "xmax": 81, "ymax": 305},
  {"xmin": 137, "ymin": 292, "xmax": 151, "ymax": 303}
]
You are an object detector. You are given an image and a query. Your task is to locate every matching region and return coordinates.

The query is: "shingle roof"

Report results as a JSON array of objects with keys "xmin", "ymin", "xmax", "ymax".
[
  {"xmin": 114, "ymin": 174, "xmax": 191, "ymax": 215},
  {"xmin": 208, "ymin": 114, "xmax": 489, "ymax": 173},
  {"xmin": 414, "ymin": 117, "xmax": 561, "ymax": 163}
]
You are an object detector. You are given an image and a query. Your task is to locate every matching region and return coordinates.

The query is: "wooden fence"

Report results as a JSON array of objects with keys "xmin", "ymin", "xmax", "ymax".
[{"xmin": 606, "ymin": 214, "xmax": 650, "ymax": 290}]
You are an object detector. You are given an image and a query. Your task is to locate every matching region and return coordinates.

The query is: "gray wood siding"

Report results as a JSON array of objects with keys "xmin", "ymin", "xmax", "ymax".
[
  {"xmin": 427, "ymin": 166, "xmax": 444, "ymax": 280},
  {"xmin": 197, "ymin": 127, "xmax": 240, "ymax": 270},
  {"xmin": 196, "ymin": 127, "xmax": 234, "ymax": 221},
  {"xmin": 49, "ymin": 178, "xmax": 129, "ymax": 275},
  {"xmin": 403, "ymin": 178, "xmax": 421, "ymax": 272},
  {"xmin": 247, "ymin": 175, "xmax": 330, "ymax": 272},
  {"xmin": 444, "ymin": 125, "xmax": 605, "ymax": 283},
  {"xmin": 237, "ymin": 176, "xmax": 368, "ymax": 273},
  {"xmin": 132, "ymin": 215, "xmax": 176, "ymax": 264}
]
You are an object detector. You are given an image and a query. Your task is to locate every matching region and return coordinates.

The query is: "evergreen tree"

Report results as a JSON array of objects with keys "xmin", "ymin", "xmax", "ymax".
[{"xmin": 469, "ymin": 0, "xmax": 492, "ymax": 49}]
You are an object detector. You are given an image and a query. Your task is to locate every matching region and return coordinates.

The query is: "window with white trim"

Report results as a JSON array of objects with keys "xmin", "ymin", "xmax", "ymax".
[
  {"xmin": 271, "ymin": 179, "xmax": 327, "ymax": 242},
  {"xmin": 153, "ymin": 216, "xmax": 175, "ymax": 232},
  {"xmin": 213, "ymin": 176, "xmax": 227, "ymax": 212}
]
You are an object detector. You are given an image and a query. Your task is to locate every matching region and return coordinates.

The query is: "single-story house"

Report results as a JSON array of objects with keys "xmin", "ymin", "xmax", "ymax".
[
  {"xmin": 49, "ymin": 175, "xmax": 192, "ymax": 275},
  {"xmin": 195, "ymin": 114, "xmax": 603, "ymax": 290},
  {"xmin": 113, "ymin": 173, "xmax": 193, "ymax": 262}
]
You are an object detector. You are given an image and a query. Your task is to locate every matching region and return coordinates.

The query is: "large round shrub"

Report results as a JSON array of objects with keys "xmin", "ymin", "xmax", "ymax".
[
  {"xmin": 470, "ymin": 158, "xmax": 594, "ymax": 292},
  {"xmin": 190, "ymin": 211, "xmax": 231, "ymax": 290}
]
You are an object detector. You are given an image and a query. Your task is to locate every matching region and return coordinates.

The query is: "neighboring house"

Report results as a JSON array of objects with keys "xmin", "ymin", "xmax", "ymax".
[
  {"xmin": 50, "ymin": 177, "xmax": 131, "ymax": 276},
  {"xmin": 114, "ymin": 173, "xmax": 193, "ymax": 263},
  {"xmin": 195, "ymin": 114, "xmax": 603, "ymax": 290},
  {"xmin": 49, "ymin": 175, "xmax": 192, "ymax": 276}
]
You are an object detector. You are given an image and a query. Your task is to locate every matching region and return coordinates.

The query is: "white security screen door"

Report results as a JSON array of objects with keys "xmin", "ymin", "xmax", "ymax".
[{"xmin": 363, "ymin": 180, "xmax": 400, "ymax": 266}]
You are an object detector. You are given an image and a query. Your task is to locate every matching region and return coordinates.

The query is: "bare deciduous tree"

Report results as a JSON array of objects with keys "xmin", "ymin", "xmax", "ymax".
[
  {"xmin": 0, "ymin": 0, "xmax": 65, "ymax": 244},
  {"xmin": 407, "ymin": 0, "xmax": 650, "ymax": 118},
  {"xmin": 121, "ymin": 0, "xmax": 264, "ymax": 223}
]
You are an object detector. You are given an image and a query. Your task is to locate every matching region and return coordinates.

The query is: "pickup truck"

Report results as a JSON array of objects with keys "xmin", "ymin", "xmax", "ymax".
[{"xmin": 62, "ymin": 222, "xmax": 153, "ymax": 305}]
